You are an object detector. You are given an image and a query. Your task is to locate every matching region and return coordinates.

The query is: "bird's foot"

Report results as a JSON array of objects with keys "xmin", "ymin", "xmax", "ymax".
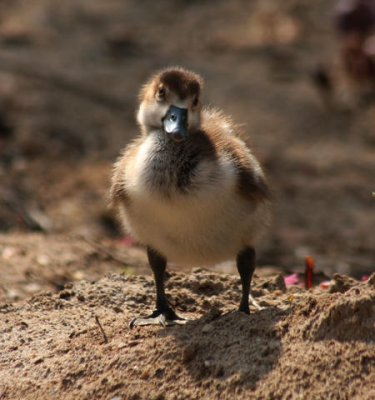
[
  {"xmin": 239, "ymin": 294, "xmax": 265, "ymax": 314},
  {"xmin": 249, "ymin": 294, "xmax": 266, "ymax": 311},
  {"xmin": 129, "ymin": 308, "xmax": 187, "ymax": 329}
]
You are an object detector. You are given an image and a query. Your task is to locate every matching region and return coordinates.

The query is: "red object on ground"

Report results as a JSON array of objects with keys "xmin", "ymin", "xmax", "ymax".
[
  {"xmin": 319, "ymin": 280, "xmax": 332, "ymax": 290},
  {"xmin": 305, "ymin": 256, "xmax": 315, "ymax": 289}
]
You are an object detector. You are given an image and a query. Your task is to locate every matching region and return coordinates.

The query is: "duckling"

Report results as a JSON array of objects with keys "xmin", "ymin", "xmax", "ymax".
[{"xmin": 110, "ymin": 67, "xmax": 271, "ymax": 327}]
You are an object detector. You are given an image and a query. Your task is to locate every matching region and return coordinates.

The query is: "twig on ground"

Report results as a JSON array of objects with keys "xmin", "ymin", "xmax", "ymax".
[{"xmin": 94, "ymin": 315, "xmax": 108, "ymax": 344}]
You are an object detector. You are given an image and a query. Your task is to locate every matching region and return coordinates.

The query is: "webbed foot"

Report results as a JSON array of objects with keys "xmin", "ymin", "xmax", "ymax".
[{"xmin": 129, "ymin": 308, "xmax": 187, "ymax": 328}]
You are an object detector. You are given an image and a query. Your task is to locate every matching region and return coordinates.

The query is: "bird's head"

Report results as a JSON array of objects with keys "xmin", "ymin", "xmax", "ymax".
[{"xmin": 137, "ymin": 67, "xmax": 203, "ymax": 142}]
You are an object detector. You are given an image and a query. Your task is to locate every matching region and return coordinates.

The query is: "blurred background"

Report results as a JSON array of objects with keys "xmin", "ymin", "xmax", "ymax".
[{"xmin": 0, "ymin": 0, "xmax": 374, "ymax": 302}]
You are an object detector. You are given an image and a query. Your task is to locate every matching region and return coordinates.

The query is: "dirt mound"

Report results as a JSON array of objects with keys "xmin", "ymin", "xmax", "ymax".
[
  {"xmin": 282, "ymin": 274, "xmax": 375, "ymax": 343},
  {"xmin": 308, "ymin": 287, "xmax": 375, "ymax": 342},
  {"xmin": 1, "ymin": 271, "xmax": 374, "ymax": 400}
]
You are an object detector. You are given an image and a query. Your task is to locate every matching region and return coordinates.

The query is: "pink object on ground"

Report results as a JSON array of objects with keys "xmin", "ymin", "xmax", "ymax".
[
  {"xmin": 120, "ymin": 235, "xmax": 136, "ymax": 247},
  {"xmin": 284, "ymin": 273, "xmax": 300, "ymax": 287}
]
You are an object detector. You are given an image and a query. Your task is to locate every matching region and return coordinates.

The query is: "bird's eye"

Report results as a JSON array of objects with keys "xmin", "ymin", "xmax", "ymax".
[
  {"xmin": 156, "ymin": 87, "xmax": 166, "ymax": 101},
  {"xmin": 192, "ymin": 96, "xmax": 198, "ymax": 107}
]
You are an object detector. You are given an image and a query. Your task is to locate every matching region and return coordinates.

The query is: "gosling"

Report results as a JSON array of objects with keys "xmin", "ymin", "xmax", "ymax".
[{"xmin": 110, "ymin": 67, "xmax": 271, "ymax": 327}]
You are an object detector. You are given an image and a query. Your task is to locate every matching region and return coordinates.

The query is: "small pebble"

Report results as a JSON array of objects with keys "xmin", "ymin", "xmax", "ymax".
[
  {"xmin": 24, "ymin": 283, "xmax": 41, "ymax": 294},
  {"xmin": 2, "ymin": 247, "xmax": 17, "ymax": 260},
  {"xmin": 36, "ymin": 254, "xmax": 50, "ymax": 266},
  {"xmin": 202, "ymin": 324, "xmax": 214, "ymax": 334},
  {"xmin": 73, "ymin": 271, "xmax": 85, "ymax": 280}
]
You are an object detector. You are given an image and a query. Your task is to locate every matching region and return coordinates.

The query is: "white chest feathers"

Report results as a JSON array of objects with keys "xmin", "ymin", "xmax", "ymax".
[{"xmin": 120, "ymin": 134, "xmax": 265, "ymax": 266}]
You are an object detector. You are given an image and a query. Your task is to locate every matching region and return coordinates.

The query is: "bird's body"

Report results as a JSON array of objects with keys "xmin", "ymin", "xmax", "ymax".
[
  {"xmin": 110, "ymin": 67, "xmax": 271, "ymax": 326},
  {"xmin": 113, "ymin": 108, "xmax": 269, "ymax": 266}
]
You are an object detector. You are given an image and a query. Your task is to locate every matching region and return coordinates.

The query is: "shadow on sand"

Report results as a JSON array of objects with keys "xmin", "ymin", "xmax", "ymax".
[{"xmin": 158, "ymin": 305, "xmax": 288, "ymax": 391}]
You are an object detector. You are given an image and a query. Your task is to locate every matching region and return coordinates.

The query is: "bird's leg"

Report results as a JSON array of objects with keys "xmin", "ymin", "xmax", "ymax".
[
  {"xmin": 129, "ymin": 247, "xmax": 185, "ymax": 328},
  {"xmin": 236, "ymin": 247, "xmax": 262, "ymax": 313}
]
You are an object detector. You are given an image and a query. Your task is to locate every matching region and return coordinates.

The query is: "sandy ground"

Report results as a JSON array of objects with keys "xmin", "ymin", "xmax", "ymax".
[
  {"xmin": 0, "ymin": 270, "xmax": 374, "ymax": 400},
  {"xmin": 0, "ymin": 1, "xmax": 375, "ymax": 399}
]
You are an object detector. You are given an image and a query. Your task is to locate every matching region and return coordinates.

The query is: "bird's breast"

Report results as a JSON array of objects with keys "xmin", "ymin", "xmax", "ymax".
[
  {"xmin": 127, "ymin": 132, "xmax": 218, "ymax": 196},
  {"xmin": 121, "ymin": 135, "xmax": 264, "ymax": 265}
]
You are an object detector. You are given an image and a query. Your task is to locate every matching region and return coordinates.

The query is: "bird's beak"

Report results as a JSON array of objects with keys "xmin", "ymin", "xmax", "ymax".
[{"xmin": 162, "ymin": 105, "xmax": 188, "ymax": 142}]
